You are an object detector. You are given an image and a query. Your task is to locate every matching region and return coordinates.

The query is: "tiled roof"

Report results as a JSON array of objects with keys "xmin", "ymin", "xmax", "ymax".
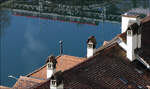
[
  {"xmin": 32, "ymin": 79, "xmax": 50, "ymax": 89},
  {"xmin": 26, "ymin": 64, "xmax": 47, "ymax": 79},
  {"xmin": 32, "ymin": 43, "xmax": 150, "ymax": 89},
  {"xmin": 122, "ymin": 14, "xmax": 139, "ymax": 18},
  {"xmin": 138, "ymin": 16, "xmax": 150, "ymax": 64},
  {"xmin": 0, "ymin": 86, "xmax": 11, "ymax": 89},
  {"xmin": 56, "ymin": 55, "xmax": 86, "ymax": 72},
  {"xmin": 61, "ymin": 44, "xmax": 150, "ymax": 89},
  {"xmin": 103, "ymin": 41, "xmax": 109, "ymax": 46},
  {"xmin": 13, "ymin": 76, "xmax": 44, "ymax": 89},
  {"xmin": 3, "ymin": 15, "xmax": 150, "ymax": 89},
  {"xmin": 117, "ymin": 32, "xmax": 127, "ymax": 43},
  {"xmin": 141, "ymin": 16, "xmax": 150, "ymax": 23},
  {"xmin": 26, "ymin": 55, "xmax": 86, "ymax": 79}
]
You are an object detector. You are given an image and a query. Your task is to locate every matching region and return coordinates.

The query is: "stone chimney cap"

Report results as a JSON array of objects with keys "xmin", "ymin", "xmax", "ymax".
[
  {"xmin": 46, "ymin": 55, "xmax": 57, "ymax": 63},
  {"xmin": 87, "ymin": 36, "xmax": 97, "ymax": 45}
]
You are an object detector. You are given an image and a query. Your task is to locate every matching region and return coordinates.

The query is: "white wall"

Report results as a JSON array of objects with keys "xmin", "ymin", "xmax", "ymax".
[
  {"xmin": 134, "ymin": 35, "xmax": 138, "ymax": 49},
  {"xmin": 138, "ymin": 34, "xmax": 141, "ymax": 48},
  {"xmin": 50, "ymin": 83, "xmax": 64, "ymax": 89},
  {"xmin": 121, "ymin": 16, "xmax": 137, "ymax": 33},
  {"xmin": 47, "ymin": 66, "xmax": 56, "ymax": 79},
  {"xmin": 87, "ymin": 41, "xmax": 95, "ymax": 58},
  {"xmin": 121, "ymin": 13, "xmax": 142, "ymax": 61},
  {"xmin": 87, "ymin": 48, "xmax": 94, "ymax": 58},
  {"xmin": 127, "ymin": 34, "xmax": 137, "ymax": 61}
]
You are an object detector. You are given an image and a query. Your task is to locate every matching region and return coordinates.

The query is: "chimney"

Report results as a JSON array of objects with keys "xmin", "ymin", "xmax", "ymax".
[
  {"xmin": 121, "ymin": 13, "xmax": 140, "ymax": 33},
  {"xmin": 46, "ymin": 55, "xmax": 57, "ymax": 79},
  {"xmin": 87, "ymin": 36, "xmax": 97, "ymax": 58},
  {"xmin": 50, "ymin": 71, "xmax": 64, "ymax": 89},
  {"xmin": 126, "ymin": 21, "xmax": 140, "ymax": 61}
]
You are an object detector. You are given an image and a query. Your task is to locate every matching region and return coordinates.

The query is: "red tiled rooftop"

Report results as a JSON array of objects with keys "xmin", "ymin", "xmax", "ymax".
[
  {"xmin": 26, "ymin": 55, "xmax": 86, "ymax": 79},
  {"xmin": 141, "ymin": 16, "xmax": 150, "ymax": 23},
  {"xmin": 26, "ymin": 65, "xmax": 47, "ymax": 79},
  {"xmin": 13, "ymin": 76, "xmax": 44, "ymax": 89},
  {"xmin": 117, "ymin": 32, "xmax": 127, "ymax": 43},
  {"xmin": 103, "ymin": 41, "xmax": 109, "ymax": 46},
  {"xmin": 3, "ymin": 15, "xmax": 150, "ymax": 89},
  {"xmin": 30, "ymin": 16, "xmax": 150, "ymax": 88},
  {"xmin": 32, "ymin": 43, "xmax": 150, "ymax": 89},
  {"xmin": 139, "ymin": 16, "xmax": 150, "ymax": 64},
  {"xmin": 56, "ymin": 55, "xmax": 86, "ymax": 72},
  {"xmin": 0, "ymin": 86, "xmax": 11, "ymax": 89},
  {"xmin": 62, "ymin": 44, "xmax": 150, "ymax": 89}
]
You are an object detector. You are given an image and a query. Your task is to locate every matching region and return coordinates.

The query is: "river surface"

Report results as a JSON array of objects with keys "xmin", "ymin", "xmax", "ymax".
[{"xmin": 0, "ymin": 0, "xmax": 150, "ymax": 87}]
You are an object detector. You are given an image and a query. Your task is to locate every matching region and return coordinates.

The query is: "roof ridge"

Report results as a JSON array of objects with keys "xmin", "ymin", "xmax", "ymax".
[
  {"xmin": 62, "ymin": 54, "xmax": 85, "ymax": 59},
  {"xmin": 26, "ymin": 55, "xmax": 62, "ymax": 77},
  {"xmin": 141, "ymin": 16, "xmax": 150, "ymax": 23},
  {"xmin": 62, "ymin": 43, "xmax": 119, "ymax": 77},
  {"xmin": 0, "ymin": 86, "xmax": 12, "ymax": 89},
  {"xmin": 26, "ymin": 64, "xmax": 47, "ymax": 77},
  {"xmin": 95, "ymin": 36, "xmax": 119, "ymax": 54},
  {"xmin": 30, "ymin": 77, "xmax": 50, "ymax": 89},
  {"xmin": 20, "ymin": 76, "xmax": 45, "ymax": 81}
]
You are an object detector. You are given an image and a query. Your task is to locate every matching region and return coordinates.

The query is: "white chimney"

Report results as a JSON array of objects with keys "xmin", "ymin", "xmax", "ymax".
[
  {"xmin": 46, "ymin": 55, "xmax": 57, "ymax": 79},
  {"xmin": 126, "ymin": 22, "xmax": 140, "ymax": 61},
  {"xmin": 50, "ymin": 71, "xmax": 64, "ymax": 89},
  {"xmin": 87, "ymin": 36, "xmax": 97, "ymax": 58},
  {"xmin": 121, "ymin": 13, "xmax": 140, "ymax": 33}
]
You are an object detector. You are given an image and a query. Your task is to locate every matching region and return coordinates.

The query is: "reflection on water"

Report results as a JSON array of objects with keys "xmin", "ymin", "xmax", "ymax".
[
  {"xmin": 1, "ymin": 0, "xmax": 150, "ymax": 27},
  {"xmin": 0, "ymin": 8, "xmax": 11, "ymax": 36},
  {"xmin": 0, "ymin": 0, "xmax": 150, "ymax": 87}
]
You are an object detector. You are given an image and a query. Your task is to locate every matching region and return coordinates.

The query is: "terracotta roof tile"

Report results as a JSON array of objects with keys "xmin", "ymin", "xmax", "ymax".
[
  {"xmin": 56, "ymin": 55, "xmax": 86, "ymax": 72},
  {"xmin": 137, "ymin": 16, "xmax": 150, "ymax": 64},
  {"xmin": 26, "ymin": 55, "xmax": 86, "ymax": 79},
  {"xmin": 13, "ymin": 76, "xmax": 44, "ymax": 89},
  {"xmin": 118, "ymin": 32, "xmax": 127, "ymax": 43},
  {"xmin": 8, "ymin": 15, "xmax": 150, "ymax": 89},
  {"xmin": 103, "ymin": 41, "xmax": 109, "ymax": 46},
  {"xmin": 32, "ymin": 43, "xmax": 150, "ymax": 89},
  {"xmin": 0, "ymin": 86, "xmax": 11, "ymax": 89},
  {"xmin": 61, "ymin": 44, "xmax": 150, "ymax": 89},
  {"xmin": 141, "ymin": 16, "xmax": 150, "ymax": 23},
  {"xmin": 26, "ymin": 65, "xmax": 47, "ymax": 79},
  {"xmin": 30, "ymin": 79, "xmax": 50, "ymax": 89}
]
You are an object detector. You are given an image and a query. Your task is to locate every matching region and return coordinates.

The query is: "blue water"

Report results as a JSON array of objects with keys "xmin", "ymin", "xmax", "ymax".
[{"xmin": 0, "ymin": 12, "xmax": 121, "ymax": 87}]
